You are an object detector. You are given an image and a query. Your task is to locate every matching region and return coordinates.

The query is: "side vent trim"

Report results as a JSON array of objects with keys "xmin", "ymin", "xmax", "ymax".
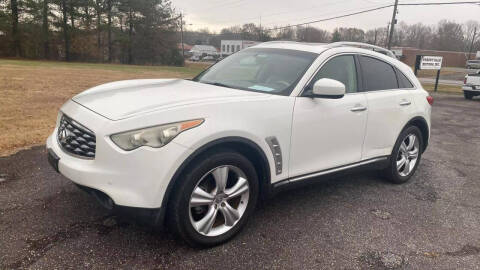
[{"xmin": 265, "ymin": 136, "xmax": 282, "ymax": 175}]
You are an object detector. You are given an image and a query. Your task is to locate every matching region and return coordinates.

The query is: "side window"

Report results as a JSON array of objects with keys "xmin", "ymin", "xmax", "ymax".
[
  {"xmin": 396, "ymin": 69, "xmax": 414, "ymax": 88},
  {"xmin": 359, "ymin": 56, "xmax": 398, "ymax": 91},
  {"xmin": 309, "ymin": 55, "xmax": 358, "ymax": 93}
]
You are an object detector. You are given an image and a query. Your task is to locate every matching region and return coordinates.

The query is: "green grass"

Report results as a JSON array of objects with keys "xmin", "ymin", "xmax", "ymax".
[{"xmin": 421, "ymin": 83, "xmax": 462, "ymax": 94}]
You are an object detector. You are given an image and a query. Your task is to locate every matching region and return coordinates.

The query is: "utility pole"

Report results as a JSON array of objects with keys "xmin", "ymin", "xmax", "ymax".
[
  {"xmin": 468, "ymin": 26, "xmax": 477, "ymax": 60},
  {"xmin": 385, "ymin": 22, "xmax": 390, "ymax": 48},
  {"xmin": 387, "ymin": 0, "xmax": 399, "ymax": 49},
  {"xmin": 374, "ymin": 28, "xmax": 377, "ymax": 45},
  {"xmin": 180, "ymin": 12, "xmax": 185, "ymax": 59}
]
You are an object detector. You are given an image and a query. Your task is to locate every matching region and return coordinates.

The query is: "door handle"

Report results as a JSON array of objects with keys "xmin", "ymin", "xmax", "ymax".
[
  {"xmin": 350, "ymin": 106, "xmax": 367, "ymax": 112},
  {"xmin": 399, "ymin": 100, "xmax": 411, "ymax": 106}
]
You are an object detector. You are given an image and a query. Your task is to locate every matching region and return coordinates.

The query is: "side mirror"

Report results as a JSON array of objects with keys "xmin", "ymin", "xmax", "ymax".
[{"xmin": 310, "ymin": 78, "xmax": 346, "ymax": 99}]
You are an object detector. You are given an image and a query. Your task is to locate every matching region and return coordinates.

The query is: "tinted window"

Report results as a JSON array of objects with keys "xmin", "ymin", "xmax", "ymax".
[
  {"xmin": 309, "ymin": 55, "xmax": 358, "ymax": 93},
  {"xmin": 396, "ymin": 69, "xmax": 414, "ymax": 88},
  {"xmin": 359, "ymin": 56, "xmax": 398, "ymax": 91}
]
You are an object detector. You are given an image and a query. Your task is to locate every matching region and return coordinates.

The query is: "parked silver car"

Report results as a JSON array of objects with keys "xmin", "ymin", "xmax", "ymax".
[{"xmin": 466, "ymin": 59, "xmax": 480, "ymax": 69}]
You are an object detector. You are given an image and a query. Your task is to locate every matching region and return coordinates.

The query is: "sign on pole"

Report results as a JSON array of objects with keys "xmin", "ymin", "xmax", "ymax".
[
  {"xmin": 415, "ymin": 55, "xmax": 443, "ymax": 92},
  {"xmin": 419, "ymin": 56, "xmax": 443, "ymax": 70}
]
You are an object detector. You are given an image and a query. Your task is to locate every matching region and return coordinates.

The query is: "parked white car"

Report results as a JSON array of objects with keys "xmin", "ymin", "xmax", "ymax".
[
  {"xmin": 47, "ymin": 42, "xmax": 432, "ymax": 246},
  {"xmin": 463, "ymin": 70, "xmax": 480, "ymax": 99}
]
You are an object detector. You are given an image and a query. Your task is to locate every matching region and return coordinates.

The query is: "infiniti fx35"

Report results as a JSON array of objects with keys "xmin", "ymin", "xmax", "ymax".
[{"xmin": 47, "ymin": 42, "xmax": 432, "ymax": 246}]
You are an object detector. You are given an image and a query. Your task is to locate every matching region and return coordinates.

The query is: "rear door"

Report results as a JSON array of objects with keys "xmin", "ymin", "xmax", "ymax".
[{"xmin": 358, "ymin": 55, "xmax": 416, "ymax": 160}]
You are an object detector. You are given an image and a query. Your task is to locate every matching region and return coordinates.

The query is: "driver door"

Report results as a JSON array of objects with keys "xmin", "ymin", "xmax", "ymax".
[{"xmin": 289, "ymin": 54, "xmax": 368, "ymax": 177}]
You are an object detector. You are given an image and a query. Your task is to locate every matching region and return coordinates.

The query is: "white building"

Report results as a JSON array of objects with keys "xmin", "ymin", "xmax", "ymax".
[
  {"xmin": 221, "ymin": 40, "xmax": 260, "ymax": 56},
  {"xmin": 189, "ymin": 45, "xmax": 218, "ymax": 57}
]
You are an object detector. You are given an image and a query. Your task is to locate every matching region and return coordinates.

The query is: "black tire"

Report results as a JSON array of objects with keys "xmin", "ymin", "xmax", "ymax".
[
  {"xmin": 464, "ymin": 92, "xmax": 473, "ymax": 100},
  {"xmin": 383, "ymin": 126, "xmax": 423, "ymax": 184},
  {"xmin": 167, "ymin": 149, "xmax": 259, "ymax": 247}
]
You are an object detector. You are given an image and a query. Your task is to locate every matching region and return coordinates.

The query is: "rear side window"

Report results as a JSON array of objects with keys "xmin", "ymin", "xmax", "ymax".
[
  {"xmin": 396, "ymin": 69, "xmax": 414, "ymax": 88},
  {"xmin": 359, "ymin": 56, "xmax": 398, "ymax": 91}
]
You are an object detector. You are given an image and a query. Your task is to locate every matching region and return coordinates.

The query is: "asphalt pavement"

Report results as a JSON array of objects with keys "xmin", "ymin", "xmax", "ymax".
[{"xmin": 1, "ymin": 94, "xmax": 480, "ymax": 269}]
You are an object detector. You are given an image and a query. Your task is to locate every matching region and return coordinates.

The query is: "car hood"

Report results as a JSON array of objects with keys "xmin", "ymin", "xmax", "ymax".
[{"xmin": 72, "ymin": 79, "xmax": 267, "ymax": 120}]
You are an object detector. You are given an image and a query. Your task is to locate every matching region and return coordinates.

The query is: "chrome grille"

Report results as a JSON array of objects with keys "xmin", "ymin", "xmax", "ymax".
[{"xmin": 57, "ymin": 115, "xmax": 96, "ymax": 158}]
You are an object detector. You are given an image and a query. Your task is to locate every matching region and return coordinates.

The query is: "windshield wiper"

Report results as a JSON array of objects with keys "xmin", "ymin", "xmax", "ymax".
[{"xmin": 202, "ymin": 81, "xmax": 234, "ymax": 89}]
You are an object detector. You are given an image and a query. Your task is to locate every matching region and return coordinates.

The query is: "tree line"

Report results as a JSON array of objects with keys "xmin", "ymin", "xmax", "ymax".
[
  {"xmin": 1, "ymin": 0, "xmax": 479, "ymax": 66},
  {"xmin": 185, "ymin": 20, "xmax": 480, "ymax": 55},
  {"xmin": 0, "ymin": 0, "xmax": 183, "ymax": 65}
]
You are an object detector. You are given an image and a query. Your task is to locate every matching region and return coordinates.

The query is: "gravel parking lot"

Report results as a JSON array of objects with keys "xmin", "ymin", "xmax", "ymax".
[{"xmin": 1, "ymin": 94, "xmax": 479, "ymax": 269}]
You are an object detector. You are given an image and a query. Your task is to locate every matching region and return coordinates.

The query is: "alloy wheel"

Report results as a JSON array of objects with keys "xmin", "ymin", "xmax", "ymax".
[
  {"xmin": 396, "ymin": 134, "xmax": 420, "ymax": 177},
  {"xmin": 189, "ymin": 165, "xmax": 250, "ymax": 237}
]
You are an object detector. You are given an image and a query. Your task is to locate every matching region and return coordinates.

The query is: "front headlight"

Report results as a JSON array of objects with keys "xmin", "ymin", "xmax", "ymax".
[{"xmin": 110, "ymin": 119, "xmax": 204, "ymax": 151}]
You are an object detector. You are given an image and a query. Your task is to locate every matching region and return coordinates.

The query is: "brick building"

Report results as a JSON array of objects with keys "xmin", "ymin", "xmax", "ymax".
[{"xmin": 393, "ymin": 47, "xmax": 478, "ymax": 68}]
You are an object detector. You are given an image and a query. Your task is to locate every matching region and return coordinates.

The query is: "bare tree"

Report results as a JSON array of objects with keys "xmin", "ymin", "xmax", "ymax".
[
  {"xmin": 432, "ymin": 20, "xmax": 464, "ymax": 51},
  {"xmin": 463, "ymin": 20, "xmax": 479, "ymax": 59}
]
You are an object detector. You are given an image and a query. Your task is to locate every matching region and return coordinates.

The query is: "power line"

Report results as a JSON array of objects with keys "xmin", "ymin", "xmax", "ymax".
[
  {"xmin": 265, "ymin": 5, "xmax": 394, "ymax": 31},
  {"xmin": 204, "ymin": 0, "xmax": 354, "ymax": 27},
  {"xmin": 265, "ymin": 1, "xmax": 480, "ymax": 32}
]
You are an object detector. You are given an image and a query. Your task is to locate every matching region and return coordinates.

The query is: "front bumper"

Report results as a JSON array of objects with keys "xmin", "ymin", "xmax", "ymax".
[
  {"xmin": 463, "ymin": 86, "xmax": 480, "ymax": 94},
  {"xmin": 46, "ymin": 100, "xmax": 193, "ymax": 209}
]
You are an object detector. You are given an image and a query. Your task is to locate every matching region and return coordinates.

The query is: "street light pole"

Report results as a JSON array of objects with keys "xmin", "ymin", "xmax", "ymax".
[{"xmin": 387, "ymin": 0, "xmax": 399, "ymax": 49}]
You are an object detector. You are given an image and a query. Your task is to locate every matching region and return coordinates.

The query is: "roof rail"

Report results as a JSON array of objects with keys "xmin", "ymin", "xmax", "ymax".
[{"xmin": 326, "ymin": 42, "xmax": 396, "ymax": 58}]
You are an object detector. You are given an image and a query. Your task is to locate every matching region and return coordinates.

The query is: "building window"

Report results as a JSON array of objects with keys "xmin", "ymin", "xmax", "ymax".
[
  {"xmin": 237, "ymin": 45, "xmax": 240, "ymax": 52},
  {"xmin": 227, "ymin": 45, "xmax": 230, "ymax": 53},
  {"xmin": 222, "ymin": 45, "xmax": 225, "ymax": 52}
]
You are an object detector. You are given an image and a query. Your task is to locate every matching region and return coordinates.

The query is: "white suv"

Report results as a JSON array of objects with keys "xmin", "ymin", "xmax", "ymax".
[{"xmin": 47, "ymin": 42, "xmax": 432, "ymax": 246}]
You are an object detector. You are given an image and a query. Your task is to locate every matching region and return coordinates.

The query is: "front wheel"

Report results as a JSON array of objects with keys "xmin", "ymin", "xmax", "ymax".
[
  {"xmin": 464, "ymin": 92, "xmax": 473, "ymax": 100},
  {"xmin": 167, "ymin": 149, "xmax": 259, "ymax": 247},
  {"xmin": 383, "ymin": 126, "xmax": 423, "ymax": 184}
]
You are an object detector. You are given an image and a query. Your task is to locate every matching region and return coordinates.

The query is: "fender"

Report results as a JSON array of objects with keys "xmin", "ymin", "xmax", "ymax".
[
  {"xmin": 154, "ymin": 136, "xmax": 271, "ymax": 225},
  {"xmin": 397, "ymin": 116, "xmax": 430, "ymax": 152}
]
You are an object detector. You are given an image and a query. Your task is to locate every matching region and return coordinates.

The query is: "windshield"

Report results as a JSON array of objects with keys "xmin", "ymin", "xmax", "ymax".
[{"xmin": 193, "ymin": 48, "xmax": 318, "ymax": 96}]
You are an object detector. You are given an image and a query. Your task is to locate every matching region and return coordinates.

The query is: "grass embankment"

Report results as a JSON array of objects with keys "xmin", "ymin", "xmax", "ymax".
[{"xmin": 0, "ymin": 59, "xmax": 209, "ymax": 156}]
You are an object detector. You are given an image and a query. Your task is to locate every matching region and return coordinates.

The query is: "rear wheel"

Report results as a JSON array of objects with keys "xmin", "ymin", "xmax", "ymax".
[
  {"xmin": 464, "ymin": 92, "xmax": 473, "ymax": 100},
  {"xmin": 167, "ymin": 149, "xmax": 259, "ymax": 247},
  {"xmin": 384, "ymin": 126, "xmax": 423, "ymax": 184}
]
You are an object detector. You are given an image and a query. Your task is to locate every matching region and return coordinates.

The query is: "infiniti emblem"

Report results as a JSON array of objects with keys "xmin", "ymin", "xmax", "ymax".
[{"xmin": 58, "ymin": 125, "xmax": 73, "ymax": 143}]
